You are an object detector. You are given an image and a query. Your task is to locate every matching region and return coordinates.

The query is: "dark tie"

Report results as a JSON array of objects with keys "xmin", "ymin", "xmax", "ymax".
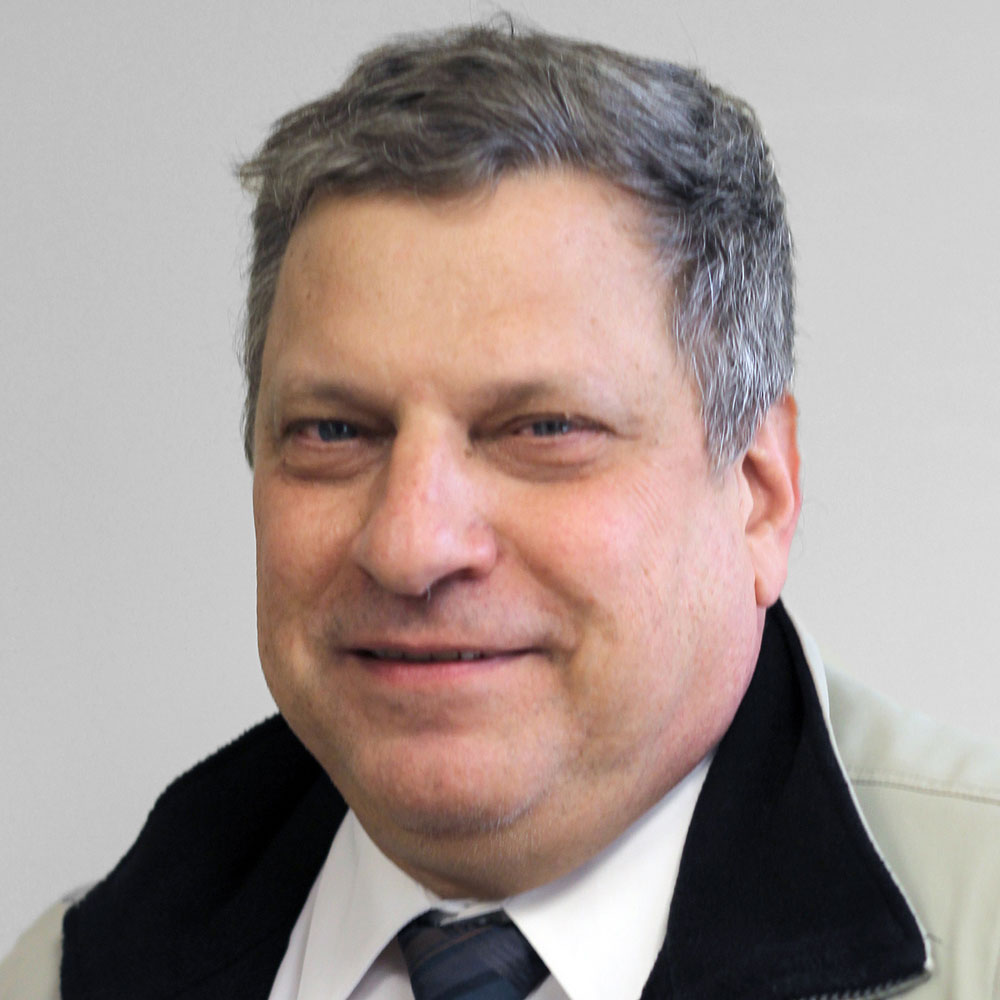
[{"xmin": 397, "ymin": 908, "xmax": 550, "ymax": 1000}]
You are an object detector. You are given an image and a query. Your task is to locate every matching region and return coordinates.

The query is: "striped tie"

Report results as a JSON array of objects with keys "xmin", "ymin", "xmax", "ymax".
[{"xmin": 397, "ymin": 909, "xmax": 549, "ymax": 1000}]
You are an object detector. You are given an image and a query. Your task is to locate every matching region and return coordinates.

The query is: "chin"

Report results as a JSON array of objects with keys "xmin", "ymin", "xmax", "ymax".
[
  {"xmin": 384, "ymin": 793, "xmax": 528, "ymax": 839},
  {"xmin": 338, "ymin": 740, "xmax": 549, "ymax": 841}
]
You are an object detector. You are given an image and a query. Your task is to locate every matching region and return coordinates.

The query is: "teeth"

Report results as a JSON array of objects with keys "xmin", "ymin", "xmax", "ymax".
[{"xmin": 369, "ymin": 649, "xmax": 489, "ymax": 663}]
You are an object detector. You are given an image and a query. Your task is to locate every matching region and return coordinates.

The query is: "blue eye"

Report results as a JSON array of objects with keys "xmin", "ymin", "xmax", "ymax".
[
  {"xmin": 530, "ymin": 418, "xmax": 575, "ymax": 436},
  {"xmin": 315, "ymin": 420, "xmax": 358, "ymax": 441}
]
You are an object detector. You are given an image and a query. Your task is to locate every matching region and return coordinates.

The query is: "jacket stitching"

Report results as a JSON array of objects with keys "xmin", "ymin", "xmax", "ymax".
[{"xmin": 849, "ymin": 774, "xmax": 1000, "ymax": 807}]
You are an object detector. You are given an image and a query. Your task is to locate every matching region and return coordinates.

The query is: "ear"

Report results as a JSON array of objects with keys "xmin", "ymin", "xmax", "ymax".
[{"xmin": 740, "ymin": 395, "xmax": 801, "ymax": 608}]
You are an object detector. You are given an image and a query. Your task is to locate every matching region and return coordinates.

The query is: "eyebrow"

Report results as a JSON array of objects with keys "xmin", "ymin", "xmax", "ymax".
[
  {"xmin": 268, "ymin": 374, "xmax": 597, "ymax": 418},
  {"xmin": 270, "ymin": 376, "xmax": 386, "ymax": 412},
  {"xmin": 262, "ymin": 370, "xmax": 644, "ymax": 446}
]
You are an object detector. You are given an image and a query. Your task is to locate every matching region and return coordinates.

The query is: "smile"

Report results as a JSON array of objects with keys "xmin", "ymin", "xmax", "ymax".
[{"xmin": 363, "ymin": 649, "xmax": 494, "ymax": 663}]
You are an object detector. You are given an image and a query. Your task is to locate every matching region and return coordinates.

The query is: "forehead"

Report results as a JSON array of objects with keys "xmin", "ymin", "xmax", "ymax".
[
  {"xmin": 269, "ymin": 170, "xmax": 668, "ymax": 348},
  {"xmin": 254, "ymin": 170, "xmax": 696, "ymax": 441},
  {"xmin": 286, "ymin": 170, "xmax": 659, "ymax": 291}
]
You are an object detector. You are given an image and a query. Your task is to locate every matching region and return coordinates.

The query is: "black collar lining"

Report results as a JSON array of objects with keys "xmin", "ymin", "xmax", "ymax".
[{"xmin": 645, "ymin": 602, "xmax": 928, "ymax": 999}]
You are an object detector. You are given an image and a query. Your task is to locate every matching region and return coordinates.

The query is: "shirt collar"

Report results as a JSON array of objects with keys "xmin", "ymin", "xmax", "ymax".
[
  {"xmin": 296, "ymin": 753, "xmax": 710, "ymax": 1000},
  {"xmin": 295, "ymin": 813, "xmax": 429, "ymax": 999},
  {"xmin": 507, "ymin": 753, "xmax": 710, "ymax": 1000}
]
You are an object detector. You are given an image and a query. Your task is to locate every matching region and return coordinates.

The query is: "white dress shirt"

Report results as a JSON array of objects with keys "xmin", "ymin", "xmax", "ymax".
[{"xmin": 268, "ymin": 754, "xmax": 710, "ymax": 1000}]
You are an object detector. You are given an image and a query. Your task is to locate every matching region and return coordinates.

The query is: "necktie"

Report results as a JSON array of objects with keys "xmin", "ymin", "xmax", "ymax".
[{"xmin": 397, "ymin": 909, "xmax": 549, "ymax": 1000}]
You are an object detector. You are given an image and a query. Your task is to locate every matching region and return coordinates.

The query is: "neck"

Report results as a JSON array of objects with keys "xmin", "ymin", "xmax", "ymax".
[{"xmin": 352, "ymin": 752, "xmax": 709, "ymax": 899}]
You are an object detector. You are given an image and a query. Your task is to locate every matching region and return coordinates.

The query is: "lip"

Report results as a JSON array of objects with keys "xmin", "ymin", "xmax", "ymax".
[
  {"xmin": 353, "ymin": 645, "xmax": 528, "ymax": 662},
  {"xmin": 344, "ymin": 644, "xmax": 537, "ymax": 679}
]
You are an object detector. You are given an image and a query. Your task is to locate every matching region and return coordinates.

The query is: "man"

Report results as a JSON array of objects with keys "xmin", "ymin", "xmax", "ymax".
[{"xmin": 3, "ymin": 22, "xmax": 999, "ymax": 1000}]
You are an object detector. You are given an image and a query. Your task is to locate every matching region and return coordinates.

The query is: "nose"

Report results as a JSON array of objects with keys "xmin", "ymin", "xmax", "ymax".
[{"xmin": 350, "ymin": 425, "xmax": 498, "ymax": 596}]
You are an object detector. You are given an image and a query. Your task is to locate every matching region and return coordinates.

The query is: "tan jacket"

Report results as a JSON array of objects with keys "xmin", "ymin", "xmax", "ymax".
[{"xmin": 4, "ymin": 628, "xmax": 999, "ymax": 999}]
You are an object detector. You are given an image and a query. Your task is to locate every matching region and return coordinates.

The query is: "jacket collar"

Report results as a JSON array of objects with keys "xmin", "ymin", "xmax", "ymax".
[
  {"xmin": 644, "ymin": 601, "xmax": 929, "ymax": 999},
  {"xmin": 62, "ymin": 602, "xmax": 929, "ymax": 999},
  {"xmin": 62, "ymin": 713, "xmax": 345, "ymax": 999}
]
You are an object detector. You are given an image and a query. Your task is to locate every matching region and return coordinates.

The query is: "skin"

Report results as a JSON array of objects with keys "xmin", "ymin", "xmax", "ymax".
[{"xmin": 252, "ymin": 170, "xmax": 800, "ymax": 898}]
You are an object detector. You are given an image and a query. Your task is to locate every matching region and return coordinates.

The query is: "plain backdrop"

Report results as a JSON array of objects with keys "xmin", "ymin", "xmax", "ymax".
[{"xmin": 2, "ymin": 0, "xmax": 998, "ymax": 955}]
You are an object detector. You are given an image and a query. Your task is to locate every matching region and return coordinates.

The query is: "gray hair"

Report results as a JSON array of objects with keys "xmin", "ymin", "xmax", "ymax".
[{"xmin": 238, "ymin": 21, "xmax": 794, "ymax": 469}]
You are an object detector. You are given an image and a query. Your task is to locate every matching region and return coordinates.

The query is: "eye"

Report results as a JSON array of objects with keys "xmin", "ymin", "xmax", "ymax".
[
  {"xmin": 482, "ymin": 412, "xmax": 608, "ymax": 479},
  {"xmin": 312, "ymin": 419, "xmax": 359, "ymax": 442},
  {"xmin": 524, "ymin": 417, "xmax": 576, "ymax": 437},
  {"xmin": 510, "ymin": 415, "xmax": 594, "ymax": 439},
  {"xmin": 278, "ymin": 417, "xmax": 385, "ymax": 480},
  {"xmin": 286, "ymin": 418, "xmax": 362, "ymax": 443}
]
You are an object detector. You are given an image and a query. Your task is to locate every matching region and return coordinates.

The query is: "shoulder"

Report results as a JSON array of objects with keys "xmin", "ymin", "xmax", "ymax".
[
  {"xmin": 0, "ymin": 715, "xmax": 329, "ymax": 1000},
  {"xmin": 825, "ymin": 664, "xmax": 1000, "ymax": 999},
  {"xmin": 0, "ymin": 899, "xmax": 69, "ymax": 1000},
  {"xmin": 827, "ymin": 665, "xmax": 1000, "ymax": 800}
]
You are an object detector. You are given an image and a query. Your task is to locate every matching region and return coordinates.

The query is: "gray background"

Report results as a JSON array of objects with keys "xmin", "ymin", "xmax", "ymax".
[{"xmin": 2, "ymin": 0, "xmax": 998, "ymax": 954}]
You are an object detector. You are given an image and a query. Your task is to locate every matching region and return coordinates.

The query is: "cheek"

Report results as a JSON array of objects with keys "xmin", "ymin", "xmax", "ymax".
[
  {"xmin": 253, "ymin": 485, "xmax": 346, "ymax": 713},
  {"xmin": 253, "ymin": 481, "xmax": 354, "ymax": 640},
  {"xmin": 523, "ymin": 471, "xmax": 704, "ymax": 611},
  {"xmin": 258, "ymin": 478, "xmax": 346, "ymax": 568},
  {"xmin": 523, "ymin": 470, "xmax": 752, "ymax": 701},
  {"xmin": 505, "ymin": 475, "xmax": 691, "ymax": 700}
]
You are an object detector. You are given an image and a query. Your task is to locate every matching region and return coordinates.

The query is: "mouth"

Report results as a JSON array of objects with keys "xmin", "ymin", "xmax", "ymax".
[
  {"xmin": 358, "ymin": 648, "xmax": 502, "ymax": 664},
  {"xmin": 344, "ymin": 643, "xmax": 543, "ymax": 692}
]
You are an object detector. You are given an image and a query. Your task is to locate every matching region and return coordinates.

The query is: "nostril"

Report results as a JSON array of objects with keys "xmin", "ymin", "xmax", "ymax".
[{"xmin": 351, "ymin": 506, "xmax": 497, "ymax": 598}]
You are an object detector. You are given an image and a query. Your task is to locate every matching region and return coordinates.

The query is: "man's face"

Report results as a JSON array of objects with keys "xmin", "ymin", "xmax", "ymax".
[{"xmin": 253, "ymin": 171, "xmax": 768, "ymax": 896}]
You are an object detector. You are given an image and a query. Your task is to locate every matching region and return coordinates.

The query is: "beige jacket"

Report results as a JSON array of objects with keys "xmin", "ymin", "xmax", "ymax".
[{"xmin": 3, "ymin": 634, "xmax": 999, "ymax": 999}]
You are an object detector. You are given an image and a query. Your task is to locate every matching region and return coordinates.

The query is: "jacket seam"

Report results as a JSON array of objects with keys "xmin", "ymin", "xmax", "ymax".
[{"xmin": 849, "ymin": 774, "xmax": 1000, "ymax": 807}]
